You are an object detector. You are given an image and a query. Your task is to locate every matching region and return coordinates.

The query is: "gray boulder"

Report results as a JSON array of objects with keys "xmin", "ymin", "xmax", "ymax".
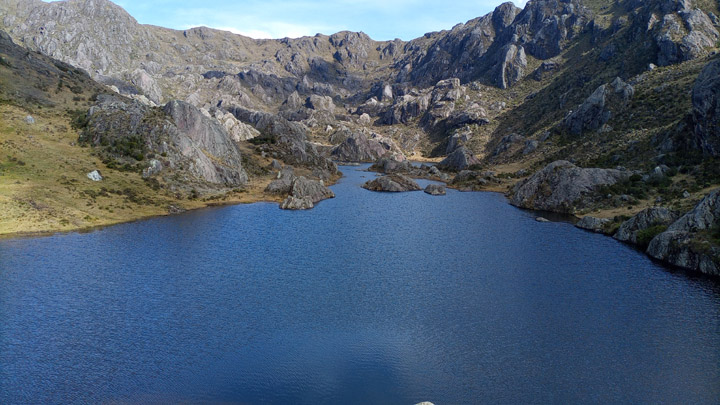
[
  {"xmin": 305, "ymin": 94, "xmax": 336, "ymax": 113},
  {"xmin": 424, "ymin": 184, "xmax": 446, "ymax": 196},
  {"xmin": 362, "ymin": 174, "xmax": 421, "ymax": 192},
  {"xmin": 647, "ymin": 189, "xmax": 720, "ymax": 276},
  {"xmin": 279, "ymin": 175, "xmax": 335, "ymax": 210},
  {"xmin": 576, "ymin": 216, "xmax": 610, "ymax": 233},
  {"xmin": 289, "ymin": 176, "xmax": 335, "ymax": 203},
  {"xmin": 614, "ymin": 207, "xmax": 680, "ymax": 245},
  {"xmin": 87, "ymin": 170, "xmax": 103, "ymax": 181},
  {"xmin": 280, "ymin": 196, "xmax": 314, "ymax": 210},
  {"xmin": 510, "ymin": 160, "xmax": 629, "ymax": 214},
  {"xmin": 438, "ymin": 146, "xmax": 481, "ymax": 171}
]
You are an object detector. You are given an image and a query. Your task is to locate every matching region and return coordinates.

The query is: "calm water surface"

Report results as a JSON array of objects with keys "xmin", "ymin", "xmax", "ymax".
[{"xmin": 1, "ymin": 165, "xmax": 719, "ymax": 404}]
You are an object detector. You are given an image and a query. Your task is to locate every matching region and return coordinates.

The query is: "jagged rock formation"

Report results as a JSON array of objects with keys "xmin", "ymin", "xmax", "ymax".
[
  {"xmin": 648, "ymin": 189, "xmax": 720, "ymax": 276},
  {"xmin": 362, "ymin": 174, "xmax": 422, "ymax": 192},
  {"xmin": 510, "ymin": 161, "xmax": 630, "ymax": 213},
  {"xmin": 82, "ymin": 95, "xmax": 247, "ymax": 188}
]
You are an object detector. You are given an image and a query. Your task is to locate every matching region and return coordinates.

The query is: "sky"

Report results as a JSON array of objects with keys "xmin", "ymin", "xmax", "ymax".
[{"xmin": 48, "ymin": 0, "xmax": 530, "ymax": 41}]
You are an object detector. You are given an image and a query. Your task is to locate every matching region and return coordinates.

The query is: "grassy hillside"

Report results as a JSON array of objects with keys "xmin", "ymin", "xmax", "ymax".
[{"xmin": 0, "ymin": 36, "xmax": 280, "ymax": 236}]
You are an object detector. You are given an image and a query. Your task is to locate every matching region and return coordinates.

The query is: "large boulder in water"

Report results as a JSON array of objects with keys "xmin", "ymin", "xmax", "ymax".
[
  {"xmin": 280, "ymin": 176, "xmax": 335, "ymax": 210},
  {"xmin": 647, "ymin": 189, "xmax": 720, "ymax": 276},
  {"xmin": 510, "ymin": 160, "xmax": 629, "ymax": 214},
  {"xmin": 362, "ymin": 174, "xmax": 421, "ymax": 192}
]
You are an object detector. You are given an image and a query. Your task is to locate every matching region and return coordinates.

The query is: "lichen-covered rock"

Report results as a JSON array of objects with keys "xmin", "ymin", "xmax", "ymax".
[
  {"xmin": 647, "ymin": 189, "xmax": 720, "ymax": 276},
  {"xmin": 510, "ymin": 160, "xmax": 629, "ymax": 214},
  {"xmin": 362, "ymin": 174, "xmax": 421, "ymax": 192},
  {"xmin": 614, "ymin": 207, "xmax": 680, "ymax": 245}
]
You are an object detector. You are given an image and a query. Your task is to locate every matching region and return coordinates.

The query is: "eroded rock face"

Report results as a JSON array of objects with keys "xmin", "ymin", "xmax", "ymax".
[
  {"xmin": 362, "ymin": 174, "xmax": 421, "ymax": 192},
  {"xmin": 691, "ymin": 59, "xmax": 720, "ymax": 156},
  {"xmin": 614, "ymin": 207, "xmax": 679, "ymax": 245},
  {"xmin": 647, "ymin": 189, "xmax": 720, "ymax": 276},
  {"xmin": 510, "ymin": 160, "xmax": 629, "ymax": 213}
]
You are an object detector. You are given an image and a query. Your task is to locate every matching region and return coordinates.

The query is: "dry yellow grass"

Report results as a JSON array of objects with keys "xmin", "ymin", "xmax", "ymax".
[{"xmin": 0, "ymin": 104, "xmax": 290, "ymax": 238}]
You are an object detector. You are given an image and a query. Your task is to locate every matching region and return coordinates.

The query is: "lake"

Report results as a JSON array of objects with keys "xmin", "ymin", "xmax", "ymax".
[{"xmin": 1, "ymin": 165, "xmax": 719, "ymax": 404}]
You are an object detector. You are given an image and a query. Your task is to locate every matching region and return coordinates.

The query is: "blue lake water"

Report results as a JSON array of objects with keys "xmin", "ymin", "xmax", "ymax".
[{"xmin": 1, "ymin": 165, "xmax": 719, "ymax": 404}]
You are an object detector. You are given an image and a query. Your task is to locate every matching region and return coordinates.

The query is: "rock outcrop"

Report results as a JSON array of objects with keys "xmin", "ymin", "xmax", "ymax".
[
  {"xmin": 576, "ymin": 216, "xmax": 610, "ymax": 233},
  {"xmin": 647, "ymin": 189, "xmax": 720, "ymax": 276},
  {"xmin": 82, "ymin": 95, "xmax": 247, "ymax": 188},
  {"xmin": 690, "ymin": 58, "xmax": 720, "ymax": 156},
  {"xmin": 437, "ymin": 146, "xmax": 481, "ymax": 171},
  {"xmin": 331, "ymin": 131, "xmax": 391, "ymax": 162},
  {"xmin": 510, "ymin": 161, "xmax": 629, "ymax": 213},
  {"xmin": 424, "ymin": 184, "xmax": 446, "ymax": 196},
  {"xmin": 362, "ymin": 174, "xmax": 421, "ymax": 192},
  {"xmin": 280, "ymin": 175, "xmax": 335, "ymax": 210},
  {"xmin": 563, "ymin": 77, "xmax": 634, "ymax": 135},
  {"xmin": 614, "ymin": 207, "xmax": 680, "ymax": 245}
]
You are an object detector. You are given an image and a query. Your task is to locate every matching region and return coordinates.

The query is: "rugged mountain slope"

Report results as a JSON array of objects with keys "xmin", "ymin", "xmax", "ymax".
[
  {"xmin": 0, "ymin": 29, "xmax": 277, "ymax": 235},
  {"xmin": 2, "ymin": 0, "xmax": 720, "ymax": 274}
]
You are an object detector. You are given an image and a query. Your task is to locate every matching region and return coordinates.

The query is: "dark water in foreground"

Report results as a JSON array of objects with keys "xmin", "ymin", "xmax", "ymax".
[{"xmin": 1, "ymin": 165, "xmax": 719, "ymax": 404}]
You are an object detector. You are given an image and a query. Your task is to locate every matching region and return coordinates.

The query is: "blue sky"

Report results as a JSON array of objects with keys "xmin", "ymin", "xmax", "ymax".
[{"xmin": 55, "ymin": 0, "xmax": 529, "ymax": 40}]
